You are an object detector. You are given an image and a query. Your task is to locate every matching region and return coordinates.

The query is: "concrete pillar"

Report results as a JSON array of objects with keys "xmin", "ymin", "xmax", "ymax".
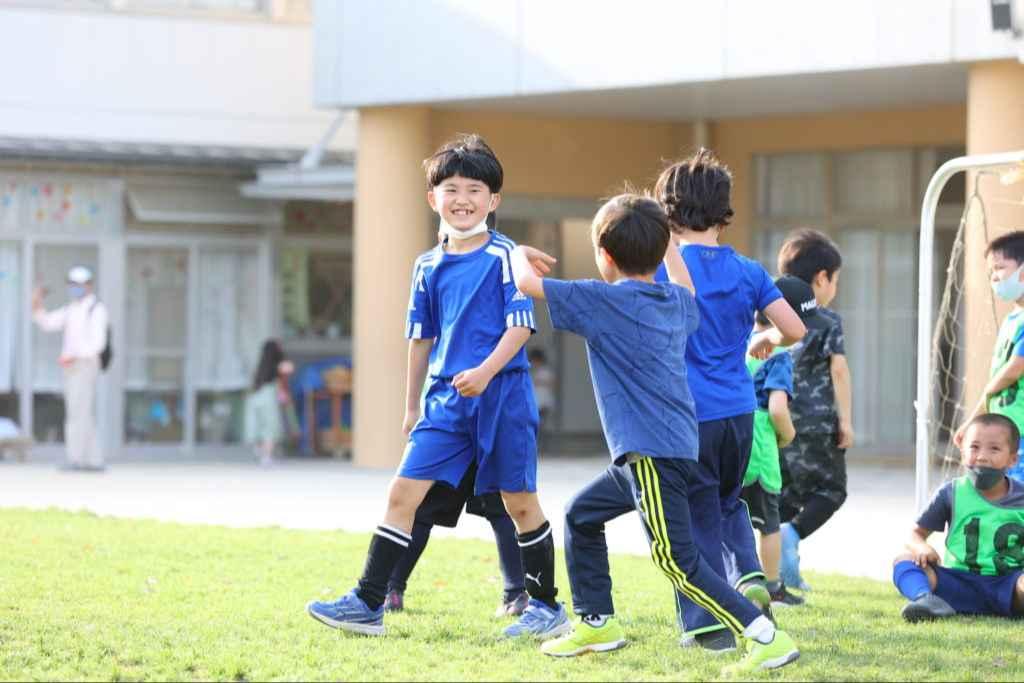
[
  {"xmin": 352, "ymin": 107, "xmax": 433, "ymax": 468},
  {"xmin": 963, "ymin": 61, "xmax": 1024, "ymax": 410}
]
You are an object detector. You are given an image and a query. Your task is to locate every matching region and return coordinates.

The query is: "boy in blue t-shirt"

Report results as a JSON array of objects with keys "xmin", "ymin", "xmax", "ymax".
[
  {"xmin": 511, "ymin": 194, "xmax": 799, "ymax": 675},
  {"xmin": 306, "ymin": 134, "xmax": 568, "ymax": 639},
  {"xmin": 653, "ymin": 149, "xmax": 806, "ymax": 651}
]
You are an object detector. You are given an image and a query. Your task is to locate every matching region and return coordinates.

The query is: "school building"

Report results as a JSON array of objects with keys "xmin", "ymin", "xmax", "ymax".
[
  {"xmin": 307, "ymin": 0, "xmax": 1024, "ymax": 469},
  {"xmin": 0, "ymin": 1, "xmax": 357, "ymax": 459}
]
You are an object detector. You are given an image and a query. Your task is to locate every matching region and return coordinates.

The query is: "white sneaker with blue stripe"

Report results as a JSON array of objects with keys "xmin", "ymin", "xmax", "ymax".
[
  {"xmin": 306, "ymin": 589, "xmax": 385, "ymax": 636},
  {"xmin": 502, "ymin": 599, "xmax": 571, "ymax": 640}
]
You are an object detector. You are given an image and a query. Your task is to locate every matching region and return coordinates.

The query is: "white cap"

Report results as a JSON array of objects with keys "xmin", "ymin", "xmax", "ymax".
[{"xmin": 67, "ymin": 266, "xmax": 93, "ymax": 284}]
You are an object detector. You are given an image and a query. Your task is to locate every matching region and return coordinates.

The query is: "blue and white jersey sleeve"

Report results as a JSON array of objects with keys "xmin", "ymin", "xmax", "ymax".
[
  {"xmin": 405, "ymin": 250, "xmax": 439, "ymax": 340},
  {"xmin": 490, "ymin": 234, "xmax": 536, "ymax": 333}
]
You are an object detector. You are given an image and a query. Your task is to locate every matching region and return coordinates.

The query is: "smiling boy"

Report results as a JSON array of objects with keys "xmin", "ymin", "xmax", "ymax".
[
  {"xmin": 306, "ymin": 134, "xmax": 567, "ymax": 639},
  {"xmin": 893, "ymin": 413, "xmax": 1024, "ymax": 621}
]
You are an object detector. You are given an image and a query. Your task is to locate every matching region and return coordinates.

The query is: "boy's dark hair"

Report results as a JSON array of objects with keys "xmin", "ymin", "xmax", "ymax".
[
  {"xmin": 592, "ymin": 194, "xmax": 671, "ymax": 276},
  {"xmin": 777, "ymin": 228, "xmax": 842, "ymax": 284},
  {"xmin": 423, "ymin": 133, "xmax": 503, "ymax": 193},
  {"xmin": 654, "ymin": 148, "xmax": 734, "ymax": 233},
  {"xmin": 985, "ymin": 230, "xmax": 1024, "ymax": 264},
  {"xmin": 967, "ymin": 413, "xmax": 1021, "ymax": 452},
  {"xmin": 755, "ymin": 311, "xmax": 770, "ymax": 327}
]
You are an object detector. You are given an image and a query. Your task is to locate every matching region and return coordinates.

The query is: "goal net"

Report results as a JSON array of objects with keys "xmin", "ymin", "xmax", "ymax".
[{"xmin": 920, "ymin": 154, "xmax": 1024, "ymax": 510}]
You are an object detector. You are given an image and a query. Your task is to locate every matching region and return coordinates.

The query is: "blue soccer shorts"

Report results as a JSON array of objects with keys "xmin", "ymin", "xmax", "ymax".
[
  {"xmin": 933, "ymin": 565, "xmax": 1023, "ymax": 617},
  {"xmin": 399, "ymin": 369, "xmax": 538, "ymax": 495}
]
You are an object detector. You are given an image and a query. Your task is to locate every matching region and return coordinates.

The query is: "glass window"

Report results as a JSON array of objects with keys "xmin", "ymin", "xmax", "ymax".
[
  {"xmin": 279, "ymin": 201, "xmax": 353, "ymax": 342},
  {"xmin": 833, "ymin": 149, "xmax": 913, "ymax": 216},
  {"xmin": 0, "ymin": 242, "xmax": 20, "ymax": 424},
  {"xmin": 279, "ymin": 247, "xmax": 352, "ymax": 341},
  {"xmin": 124, "ymin": 247, "xmax": 188, "ymax": 444},
  {"xmin": 755, "ymin": 153, "xmax": 827, "ymax": 218},
  {"xmin": 195, "ymin": 247, "xmax": 262, "ymax": 444}
]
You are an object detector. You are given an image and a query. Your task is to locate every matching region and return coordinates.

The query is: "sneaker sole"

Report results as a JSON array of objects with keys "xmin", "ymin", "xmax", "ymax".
[
  {"xmin": 543, "ymin": 639, "xmax": 628, "ymax": 657},
  {"xmin": 539, "ymin": 618, "xmax": 574, "ymax": 641},
  {"xmin": 770, "ymin": 600, "xmax": 804, "ymax": 609},
  {"xmin": 901, "ymin": 604, "xmax": 952, "ymax": 623},
  {"xmin": 306, "ymin": 602, "xmax": 385, "ymax": 636},
  {"xmin": 760, "ymin": 648, "xmax": 800, "ymax": 670}
]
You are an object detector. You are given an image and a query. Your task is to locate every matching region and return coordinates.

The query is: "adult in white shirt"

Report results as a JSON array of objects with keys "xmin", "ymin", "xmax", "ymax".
[{"xmin": 32, "ymin": 266, "xmax": 108, "ymax": 472}]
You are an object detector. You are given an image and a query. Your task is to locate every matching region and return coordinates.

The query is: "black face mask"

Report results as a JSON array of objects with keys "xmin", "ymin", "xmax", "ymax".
[{"xmin": 966, "ymin": 466, "xmax": 1006, "ymax": 491}]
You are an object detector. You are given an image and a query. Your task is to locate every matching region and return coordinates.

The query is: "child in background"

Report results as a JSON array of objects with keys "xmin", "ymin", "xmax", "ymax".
[
  {"xmin": 528, "ymin": 348, "xmax": 555, "ymax": 428},
  {"xmin": 954, "ymin": 230, "xmax": 1024, "ymax": 483},
  {"xmin": 893, "ymin": 413, "xmax": 1024, "ymax": 622},
  {"xmin": 654, "ymin": 150, "xmax": 806, "ymax": 652},
  {"xmin": 776, "ymin": 229, "xmax": 851, "ymax": 591},
  {"xmin": 244, "ymin": 339, "xmax": 293, "ymax": 466},
  {"xmin": 724, "ymin": 276, "xmax": 820, "ymax": 608},
  {"xmin": 513, "ymin": 194, "xmax": 800, "ymax": 674}
]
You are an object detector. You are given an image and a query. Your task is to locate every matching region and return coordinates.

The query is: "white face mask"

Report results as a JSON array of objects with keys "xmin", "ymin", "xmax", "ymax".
[
  {"xmin": 439, "ymin": 217, "xmax": 489, "ymax": 242},
  {"xmin": 993, "ymin": 264, "xmax": 1024, "ymax": 302}
]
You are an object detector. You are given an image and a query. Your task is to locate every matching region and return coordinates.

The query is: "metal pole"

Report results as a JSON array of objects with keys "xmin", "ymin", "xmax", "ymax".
[{"xmin": 916, "ymin": 150, "xmax": 1024, "ymax": 513}]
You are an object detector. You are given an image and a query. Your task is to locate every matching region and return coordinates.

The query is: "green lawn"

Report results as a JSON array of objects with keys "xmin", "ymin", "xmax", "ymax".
[{"xmin": 1, "ymin": 508, "xmax": 1021, "ymax": 682}]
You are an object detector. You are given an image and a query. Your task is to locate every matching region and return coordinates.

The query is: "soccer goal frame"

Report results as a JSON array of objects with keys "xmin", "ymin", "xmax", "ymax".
[{"xmin": 916, "ymin": 149, "xmax": 1024, "ymax": 512}]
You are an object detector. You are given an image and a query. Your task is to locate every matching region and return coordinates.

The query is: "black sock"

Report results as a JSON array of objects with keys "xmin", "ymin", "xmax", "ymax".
[
  {"xmin": 387, "ymin": 520, "xmax": 432, "ymax": 594},
  {"xmin": 356, "ymin": 524, "xmax": 412, "ymax": 611},
  {"xmin": 517, "ymin": 520, "xmax": 557, "ymax": 609},
  {"xmin": 489, "ymin": 514, "xmax": 525, "ymax": 599}
]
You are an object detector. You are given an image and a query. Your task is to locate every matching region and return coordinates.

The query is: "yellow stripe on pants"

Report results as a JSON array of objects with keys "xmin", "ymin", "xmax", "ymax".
[{"xmin": 634, "ymin": 457, "xmax": 745, "ymax": 634}]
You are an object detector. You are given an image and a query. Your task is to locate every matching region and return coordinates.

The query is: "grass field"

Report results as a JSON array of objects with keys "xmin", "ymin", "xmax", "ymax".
[{"xmin": 1, "ymin": 508, "xmax": 1022, "ymax": 681}]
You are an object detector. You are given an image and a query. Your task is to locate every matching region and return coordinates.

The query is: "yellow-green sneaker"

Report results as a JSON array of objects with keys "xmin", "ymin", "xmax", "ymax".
[
  {"xmin": 540, "ymin": 618, "xmax": 627, "ymax": 657},
  {"xmin": 722, "ymin": 629, "xmax": 799, "ymax": 675}
]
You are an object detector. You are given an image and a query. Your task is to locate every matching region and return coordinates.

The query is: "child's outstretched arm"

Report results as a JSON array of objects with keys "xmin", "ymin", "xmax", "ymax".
[
  {"xmin": 510, "ymin": 245, "xmax": 557, "ymax": 300},
  {"xmin": 767, "ymin": 389, "xmax": 796, "ymax": 448},
  {"xmin": 403, "ymin": 338, "xmax": 434, "ymax": 435},
  {"xmin": 750, "ymin": 301, "xmax": 806, "ymax": 359},
  {"xmin": 831, "ymin": 353, "xmax": 854, "ymax": 448},
  {"xmin": 953, "ymin": 355, "xmax": 1024, "ymax": 446},
  {"xmin": 662, "ymin": 238, "xmax": 694, "ymax": 293}
]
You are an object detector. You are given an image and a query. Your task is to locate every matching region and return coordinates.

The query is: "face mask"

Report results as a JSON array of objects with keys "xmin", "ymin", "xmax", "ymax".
[
  {"xmin": 68, "ymin": 284, "xmax": 86, "ymax": 299},
  {"xmin": 966, "ymin": 465, "xmax": 1005, "ymax": 491},
  {"xmin": 992, "ymin": 264, "xmax": 1024, "ymax": 302},
  {"xmin": 439, "ymin": 217, "xmax": 489, "ymax": 242}
]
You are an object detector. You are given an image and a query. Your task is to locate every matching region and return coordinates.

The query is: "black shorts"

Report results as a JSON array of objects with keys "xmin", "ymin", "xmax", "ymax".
[
  {"xmin": 740, "ymin": 483, "xmax": 780, "ymax": 535},
  {"xmin": 414, "ymin": 463, "xmax": 507, "ymax": 528}
]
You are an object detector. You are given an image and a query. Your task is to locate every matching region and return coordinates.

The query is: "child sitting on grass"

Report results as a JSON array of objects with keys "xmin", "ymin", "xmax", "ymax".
[{"xmin": 893, "ymin": 413, "xmax": 1024, "ymax": 622}]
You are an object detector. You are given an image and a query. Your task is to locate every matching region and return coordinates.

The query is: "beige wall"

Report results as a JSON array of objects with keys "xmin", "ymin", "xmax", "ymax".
[
  {"xmin": 712, "ymin": 104, "xmax": 967, "ymax": 254},
  {"xmin": 352, "ymin": 107, "xmax": 433, "ymax": 468},
  {"xmin": 964, "ymin": 61, "xmax": 1024, "ymax": 411}
]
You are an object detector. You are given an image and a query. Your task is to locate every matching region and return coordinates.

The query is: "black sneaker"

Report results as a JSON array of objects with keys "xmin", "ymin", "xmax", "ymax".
[
  {"xmin": 769, "ymin": 583, "xmax": 806, "ymax": 608},
  {"xmin": 494, "ymin": 590, "xmax": 529, "ymax": 618},
  {"xmin": 901, "ymin": 593, "xmax": 955, "ymax": 623},
  {"xmin": 681, "ymin": 629, "xmax": 736, "ymax": 654}
]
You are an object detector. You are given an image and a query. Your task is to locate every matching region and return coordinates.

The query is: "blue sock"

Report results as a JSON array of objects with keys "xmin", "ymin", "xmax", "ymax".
[{"xmin": 893, "ymin": 560, "xmax": 931, "ymax": 601}]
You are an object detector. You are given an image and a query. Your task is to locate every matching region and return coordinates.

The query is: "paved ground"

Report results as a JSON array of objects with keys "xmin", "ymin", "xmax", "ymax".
[{"xmin": 0, "ymin": 454, "xmax": 940, "ymax": 582}]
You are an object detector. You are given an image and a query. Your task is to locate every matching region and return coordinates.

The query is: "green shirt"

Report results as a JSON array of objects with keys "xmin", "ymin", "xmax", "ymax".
[
  {"xmin": 742, "ymin": 351, "xmax": 791, "ymax": 494},
  {"xmin": 988, "ymin": 309, "xmax": 1024, "ymax": 431},
  {"xmin": 944, "ymin": 477, "xmax": 1024, "ymax": 576}
]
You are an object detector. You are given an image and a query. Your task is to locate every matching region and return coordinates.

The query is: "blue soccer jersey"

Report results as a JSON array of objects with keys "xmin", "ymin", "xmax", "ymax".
[
  {"xmin": 656, "ymin": 244, "xmax": 782, "ymax": 422},
  {"xmin": 406, "ymin": 231, "xmax": 536, "ymax": 378}
]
